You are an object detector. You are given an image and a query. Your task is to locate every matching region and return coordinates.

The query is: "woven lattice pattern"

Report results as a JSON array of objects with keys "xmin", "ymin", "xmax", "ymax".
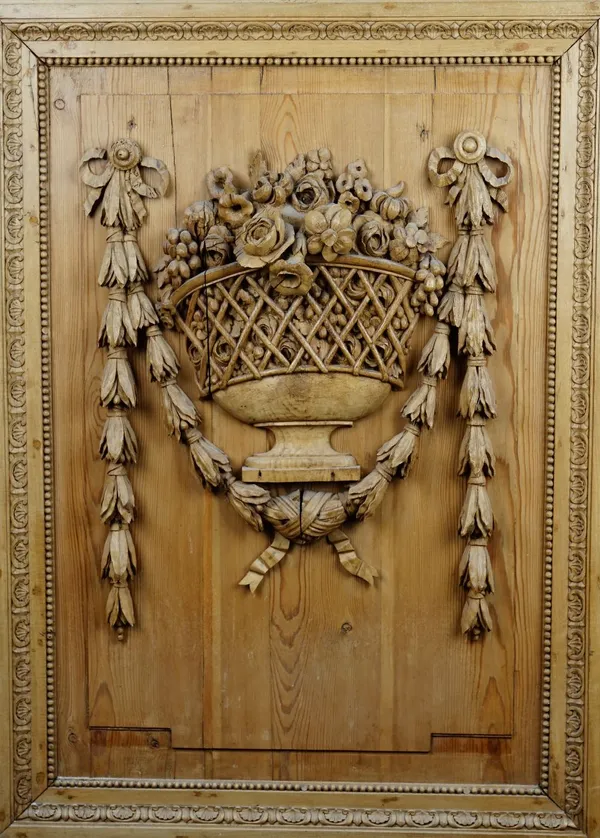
[{"xmin": 183, "ymin": 261, "xmax": 419, "ymax": 396}]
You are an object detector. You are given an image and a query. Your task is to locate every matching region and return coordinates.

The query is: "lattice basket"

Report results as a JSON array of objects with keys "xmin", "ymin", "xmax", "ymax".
[{"xmin": 173, "ymin": 255, "xmax": 420, "ymax": 398}]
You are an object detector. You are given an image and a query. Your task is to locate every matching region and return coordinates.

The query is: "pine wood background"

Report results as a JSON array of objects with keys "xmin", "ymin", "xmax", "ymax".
[{"xmin": 50, "ymin": 63, "xmax": 549, "ymax": 784}]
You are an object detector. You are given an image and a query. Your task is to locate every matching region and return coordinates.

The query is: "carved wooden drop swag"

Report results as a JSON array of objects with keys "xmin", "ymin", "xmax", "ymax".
[{"xmin": 80, "ymin": 131, "xmax": 513, "ymax": 641}]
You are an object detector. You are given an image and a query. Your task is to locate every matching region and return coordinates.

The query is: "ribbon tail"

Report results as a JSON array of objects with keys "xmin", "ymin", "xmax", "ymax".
[
  {"xmin": 239, "ymin": 532, "xmax": 290, "ymax": 593},
  {"xmin": 327, "ymin": 528, "xmax": 378, "ymax": 585}
]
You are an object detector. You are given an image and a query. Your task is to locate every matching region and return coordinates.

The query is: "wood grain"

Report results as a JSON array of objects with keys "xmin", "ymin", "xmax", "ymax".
[{"xmin": 51, "ymin": 62, "xmax": 549, "ymax": 784}]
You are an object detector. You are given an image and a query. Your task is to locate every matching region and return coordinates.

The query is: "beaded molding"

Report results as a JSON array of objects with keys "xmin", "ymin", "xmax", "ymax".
[
  {"xmin": 539, "ymin": 59, "xmax": 561, "ymax": 795},
  {"xmin": 38, "ymin": 58, "xmax": 56, "ymax": 783},
  {"xmin": 44, "ymin": 54, "xmax": 557, "ymax": 67}
]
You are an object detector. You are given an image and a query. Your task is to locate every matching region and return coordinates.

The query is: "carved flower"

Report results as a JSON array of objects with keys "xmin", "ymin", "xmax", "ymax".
[
  {"xmin": 207, "ymin": 166, "xmax": 235, "ymax": 198},
  {"xmin": 335, "ymin": 159, "xmax": 372, "ymax": 202},
  {"xmin": 284, "ymin": 153, "xmax": 307, "ymax": 184},
  {"xmin": 252, "ymin": 172, "xmax": 294, "ymax": 207},
  {"xmin": 370, "ymin": 183, "xmax": 412, "ymax": 222},
  {"xmin": 338, "ymin": 190, "xmax": 361, "ymax": 215},
  {"xmin": 354, "ymin": 210, "xmax": 391, "ymax": 258},
  {"xmin": 353, "ymin": 177, "xmax": 373, "ymax": 202},
  {"xmin": 305, "ymin": 204, "xmax": 356, "ymax": 262},
  {"xmin": 234, "ymin": 207, "xmax": 294, "ymax": 268},
  {"xmin": 218, "ymin": 190, "xmax": 254, "ymax": 229},
  {"xmin": 203, "ymin": 224, "xmax": 233, "ymax": 267},
  {"xmin": 291, "ymin": 171, "xmax": 332, "ymax": 213},
  {"xmin": 305, "ymin": 147, "xmax": 333, "ymax": 179},
  {"xmin": 269, "ymin": 254, "xmax": 314, "ymax": 296},
  {"xmin": 389, "ymin": 222, "xmax": 427, "ymax": 263},
  {"xmin": 183, "ymin": 200, "xmax": 216, "ymax": 241},
  {"xmin": 389, "ymin": 210, "xmax": 445, "ymax": 264}
]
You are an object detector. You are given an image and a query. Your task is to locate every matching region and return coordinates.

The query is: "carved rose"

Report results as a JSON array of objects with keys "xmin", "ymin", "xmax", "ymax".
[
  {"xmin": 305, "ymin": 204, "xmax": 356, "ymax": 262},
  {"xmin": 234, "ymin": 207, "xmax": 294, "ymax": 269},
  {"xmin": 183, "ymin": 200, "xmax": 216, "ymax": 240},
  {"xmin": 270, "ymin": 254, "xmax": 314, "ymax": 296},
  {"xmin": 203, "ymin": 224, "xmax": 233, "ymax": 268},
  {"xmin": 291, "ymin": 172, "xmax": 332, "ymax": 213},
  {"xmin": 354, "ymin": 210, "xmax": 391, "ymax": 258}
]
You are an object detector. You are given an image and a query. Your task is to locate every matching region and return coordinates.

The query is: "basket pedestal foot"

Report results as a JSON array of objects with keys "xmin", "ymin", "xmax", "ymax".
[{"xmin": 242, "ymin": 421, "xmax": 361, "ymax": 483}]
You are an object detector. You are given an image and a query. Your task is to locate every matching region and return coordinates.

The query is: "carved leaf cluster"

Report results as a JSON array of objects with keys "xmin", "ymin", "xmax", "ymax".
[
  {"xmin": 428, "ymin": 131, "xmax": 513, "ymax": 638},
  {"xmin": 81, "ymin": 139, "xmax": 172, "ymax": 636}
]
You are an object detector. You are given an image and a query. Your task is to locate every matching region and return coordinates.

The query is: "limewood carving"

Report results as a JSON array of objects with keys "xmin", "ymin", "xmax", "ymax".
[
  {"xmin": 80, "ymin": 139, "xmax": 169, "ymax": 639},
  {"xmin": 82, "ymin": 134, "xmax": 512, "ymax": 639},
  {"xmin": 428, "ymin": 131, "xmax": 513, "ymax": 636}
]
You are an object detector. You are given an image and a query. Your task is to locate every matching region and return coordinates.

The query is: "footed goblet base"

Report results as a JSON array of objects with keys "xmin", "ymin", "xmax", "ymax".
[{"xmin": 242, "ymin": 421, "xmax": 360, "ymax": 483}]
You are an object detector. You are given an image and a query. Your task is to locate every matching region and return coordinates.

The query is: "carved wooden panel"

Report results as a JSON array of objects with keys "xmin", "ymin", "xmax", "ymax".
[
  {"xmin": 2, "ymin": 4, "xmax": 600, "ymax": 837},
  {"xmin": 50, "ymin": 61, "xmax": 546, "ymax": 781}
]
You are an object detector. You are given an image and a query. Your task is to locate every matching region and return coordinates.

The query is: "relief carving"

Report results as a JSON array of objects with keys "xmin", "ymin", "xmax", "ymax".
[
  {"xmin": 80, "ymin": 139, "xmax": 169, "ymax": 638},
  {"xmin": 82, "ymin": 135, "xmax": 512, "ymax": 639},
  {"xmin": 428, "ymin": 131, "xmax": 513, "ymax": 636}
]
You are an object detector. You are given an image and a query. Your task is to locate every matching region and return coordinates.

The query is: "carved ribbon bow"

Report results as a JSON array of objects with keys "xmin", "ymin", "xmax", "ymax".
[
  {"xmin": 428, "ymin": 131, "xmax": 513, "ymax": 228},
  {"xmin": 80, "ymin": 138, "xmax": 169, "ymax": 229},
  {"xmin": 238, "ymin": 489, "xmax": 379, "ymax": 592}
]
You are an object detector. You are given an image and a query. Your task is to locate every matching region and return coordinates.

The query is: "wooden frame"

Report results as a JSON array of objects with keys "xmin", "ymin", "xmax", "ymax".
[{"xmin": 1, "ymin": 1, "xmax": 600, "ymax": 834}]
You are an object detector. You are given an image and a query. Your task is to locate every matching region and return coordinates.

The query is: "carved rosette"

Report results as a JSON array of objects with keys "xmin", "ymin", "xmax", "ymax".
[
  {"xmin": 428, "ymin": 130, "xmax": 513, "ymax": 638},
  {"xmin": 81, "ymin": 139, "xmax": 169, "ymax": 638}
]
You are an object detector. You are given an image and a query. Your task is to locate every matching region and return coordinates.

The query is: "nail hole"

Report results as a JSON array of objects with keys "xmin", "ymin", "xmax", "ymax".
[
  {"xmin": 341, "ymin": 622, "xmax": 352, "ymax": 633},
  {"xmin": 53, "ymin": 98, "xmax": 65, "ymax": 110}
]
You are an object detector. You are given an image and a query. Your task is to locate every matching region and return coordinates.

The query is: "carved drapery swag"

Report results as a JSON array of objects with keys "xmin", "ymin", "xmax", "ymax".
[{"xmin": 81, "ymin": 132, "xmax": 512, "ymax": 640}]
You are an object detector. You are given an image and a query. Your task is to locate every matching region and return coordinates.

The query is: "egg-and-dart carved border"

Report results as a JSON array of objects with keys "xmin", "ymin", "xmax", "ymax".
[{"xmin": 0, "ymin": 13, "xmax": 595, "ymax": 833}]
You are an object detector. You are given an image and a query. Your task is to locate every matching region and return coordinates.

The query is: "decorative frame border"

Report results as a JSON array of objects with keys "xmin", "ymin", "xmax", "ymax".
[{"xmin": 1, "ymin": 4, "xmax": 598, "ymax": 835}]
